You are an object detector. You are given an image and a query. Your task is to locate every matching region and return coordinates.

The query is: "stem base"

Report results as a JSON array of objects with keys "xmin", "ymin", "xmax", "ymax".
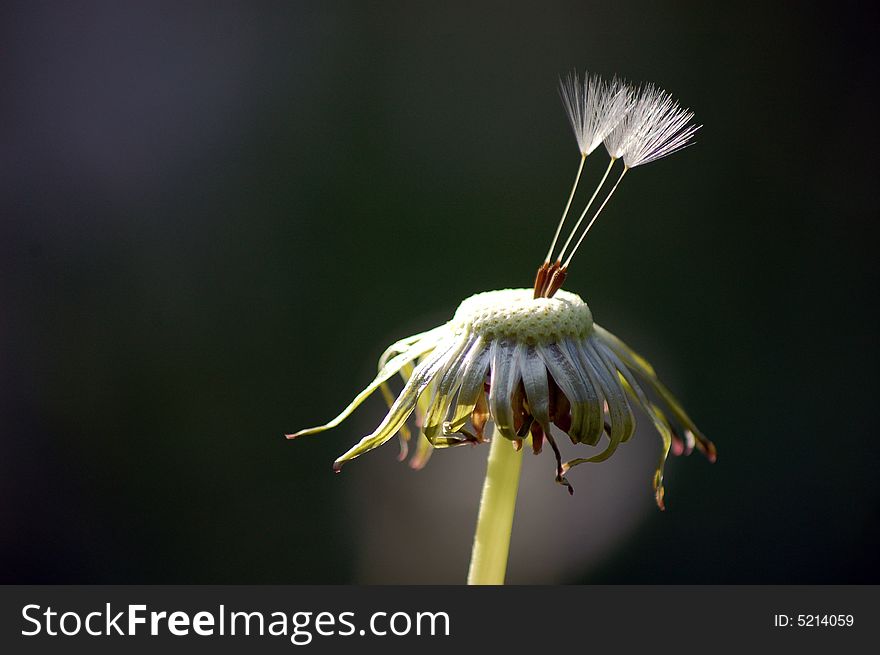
[{"xmin": 466, "ymin": 429, "xmax": 524, "ymax": 585}]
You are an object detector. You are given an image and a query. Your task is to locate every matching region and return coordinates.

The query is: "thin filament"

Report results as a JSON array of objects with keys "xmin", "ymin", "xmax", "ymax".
[
  {"xmin": 555, "ymin": 157, "xmax": 617, "ymax": 264},
  {"xmin": 543, "ymin": 154, "xmax": 586, "ymax": 264},
  {"xmin": 563, "ymin": 166, "xmax": 629, "ymax": 268}
]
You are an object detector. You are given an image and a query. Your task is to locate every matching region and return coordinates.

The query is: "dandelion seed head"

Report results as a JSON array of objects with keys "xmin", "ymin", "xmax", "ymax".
[{"xmin": 452, "ymin": 288, "xmax": 593, "ymax": 343}]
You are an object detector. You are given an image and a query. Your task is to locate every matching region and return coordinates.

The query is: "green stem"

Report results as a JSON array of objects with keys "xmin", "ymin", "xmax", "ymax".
[{"xmin": 466, "ymin": 427, "xmax": 524, "ymax": 585}]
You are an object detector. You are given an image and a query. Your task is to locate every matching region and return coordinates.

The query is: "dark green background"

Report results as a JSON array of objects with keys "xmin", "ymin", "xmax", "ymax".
[{"xmin": 2, "ymin": 1, "xmax": 877, "ymax": 583}]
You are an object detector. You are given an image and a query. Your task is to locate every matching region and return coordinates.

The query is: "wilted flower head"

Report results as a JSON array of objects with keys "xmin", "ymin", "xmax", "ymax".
[
  {"xmin": 290, "ymin": 72, "xmax": 713, "ymax": 509},
  {"xmin": 290, "ymin": 288, "xmax": 714, "ymax": 508}
]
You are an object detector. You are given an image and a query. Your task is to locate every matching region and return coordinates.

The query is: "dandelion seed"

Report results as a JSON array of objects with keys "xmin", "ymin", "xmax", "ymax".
[
  {"xmin": 560, "ymin": 83, "xmax": 700, "ymax": 268},
  {"xmin": 605, "ymin": 83, "xmax": 700, "ymax": 168},
  {"xmin": 560, "ymin": 71, "xmax": 633, "ymax": 157},
  {"xmin": 541, "ymin": 74, "xmax": 634, "ymax": 268}
]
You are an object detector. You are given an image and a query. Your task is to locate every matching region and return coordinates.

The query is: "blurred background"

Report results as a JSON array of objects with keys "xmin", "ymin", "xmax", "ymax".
[{"xmin": 2, "ymin": 1, "xmax": 877, "ymax": 584}]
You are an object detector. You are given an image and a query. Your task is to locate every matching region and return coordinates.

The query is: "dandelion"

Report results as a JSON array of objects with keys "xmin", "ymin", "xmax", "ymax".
[{"xmin": 288, "ymin": 72, "xmax": 714, "ymax": 585}]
